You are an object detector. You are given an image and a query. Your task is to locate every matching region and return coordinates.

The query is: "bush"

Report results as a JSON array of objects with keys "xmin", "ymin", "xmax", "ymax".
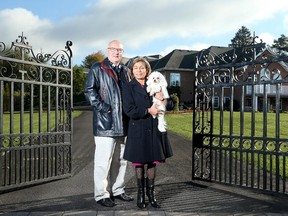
[{"xmin": 170, "ymin": 93, "xmax": 179, "ymax": 112}]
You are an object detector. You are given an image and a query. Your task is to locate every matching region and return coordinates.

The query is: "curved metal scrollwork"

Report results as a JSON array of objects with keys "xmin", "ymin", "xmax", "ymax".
[
  {"xmin": 195, "ymin": 36, "xmax": 266, "ymax": 88},
  {"xmin": 0, "ymin": 33, "xmax": 73, "ymax": 82},
  {"xmin": 50, "ymin": 41, "xmax": 73, "ymax": 67},
  {"xmin": 0, "ymin": 33, "xmax": 73, "ymax": 192},
  {"xmin": 192, "ymin": 33, "xmax": 288, "ymax": 194}
]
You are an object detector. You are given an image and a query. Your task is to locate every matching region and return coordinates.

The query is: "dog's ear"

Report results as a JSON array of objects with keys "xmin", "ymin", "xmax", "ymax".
[
  {"xmin": 146, "ymin": 77, "xmax": 151, "ymax": 85},
  {"xmin": 146, "ymin": 85, "xmax": 154, "ymax": 95},
  {"xmin": 161, "ymin": 79, "xmax": 168, "ymax": 87},
  {"xmin": 159, "ymin": 73, "xmax": 168, "ymax": 87},
  {"xmin": 146, "ymin": 85, "xmax": 150, "ymax": 93}
]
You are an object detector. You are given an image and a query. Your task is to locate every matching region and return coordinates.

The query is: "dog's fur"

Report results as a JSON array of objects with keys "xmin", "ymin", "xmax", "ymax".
[{"xmin": 146, "ymin": 71, "xmax": 169, "ymax": 132}]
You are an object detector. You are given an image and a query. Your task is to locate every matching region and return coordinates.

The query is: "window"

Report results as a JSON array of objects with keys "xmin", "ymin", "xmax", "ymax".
[
  {"xmin": 170, "ymin": 73, "xmax": 181, "ymax": 86},
  {"xmin": 224, "ymin": 97, "xmax": 230, "ymax": 110},
  {"xmin": 260, "ymin": 68, "xmax": 270, "ymax": 81},
  {"xmin": 213, "ymin": 96, "xmax": 219, "ymax": 109},
  {"xmin": 224, "ymin": 97, "xmax": 230, "ymax": 104},
  {"xmin": 214, "ymin": 75, "xmax": 230, "ymax": 83},
  {"xmin": 273, "ymin": 72, "xmax": 282, "ymax": 81},
  {"xmin": 246, "ymin": 98, "xmax": 252, "ymax": 107},
  {"xmin": 223, "ymin": 76, "xmax": 230, "ymax": 83},
  {"xmin": 246, "ymin": 76, "xmax": 252, "ymax": 94}
]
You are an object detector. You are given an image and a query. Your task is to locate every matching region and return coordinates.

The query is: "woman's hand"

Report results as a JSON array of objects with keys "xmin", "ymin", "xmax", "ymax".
[
  {"xmin": 148, "ymin": 103, "xmax": 162, "ymax": 115},
  {"xmin": 154, "ymin": 92, "xmax": 164, "ymax": 101},
  {"xmin": 154, "ymin": 92, "xmax": 167, "ymax": 105}
]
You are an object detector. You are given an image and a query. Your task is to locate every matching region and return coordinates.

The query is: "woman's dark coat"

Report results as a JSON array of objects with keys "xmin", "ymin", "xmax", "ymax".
[{"xmin": 122, "ymin": 78, "xmax": 172, "ymax": 163}]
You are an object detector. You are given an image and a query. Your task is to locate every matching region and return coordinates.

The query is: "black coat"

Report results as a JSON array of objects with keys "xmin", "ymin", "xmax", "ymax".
[
  {"xmin": 122, "ymin": 78, "xmax": 172, "ymax": 163},
  {"xmin": 84, "ymin": 58, "xmax": 130, "ymax": 136}
]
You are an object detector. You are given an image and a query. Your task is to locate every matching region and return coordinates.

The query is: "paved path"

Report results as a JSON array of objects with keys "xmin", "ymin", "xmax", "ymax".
[{"xmin": 0, "ymin": 111, "xmax": 288, "ymax": 216}]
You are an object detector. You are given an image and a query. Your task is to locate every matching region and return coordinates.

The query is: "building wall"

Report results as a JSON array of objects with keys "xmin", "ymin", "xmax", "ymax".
[{"xmin": 163, "ymin": 70, "xmax": 195, "ymax": 104}]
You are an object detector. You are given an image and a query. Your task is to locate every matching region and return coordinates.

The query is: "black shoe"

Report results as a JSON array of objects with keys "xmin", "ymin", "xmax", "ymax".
[
  {"xmin": 113, "ymin": 193, "xmax": 134, "ymax": 201},
  {"xmin": 97, "ymin": 198, "xmax": 116, "ymax": 207}
]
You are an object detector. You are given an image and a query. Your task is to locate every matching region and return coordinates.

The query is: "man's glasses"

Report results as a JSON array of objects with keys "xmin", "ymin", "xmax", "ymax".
[{"xmin": 108, "ymin": 47, "xmax": 124, "ymax": 53}]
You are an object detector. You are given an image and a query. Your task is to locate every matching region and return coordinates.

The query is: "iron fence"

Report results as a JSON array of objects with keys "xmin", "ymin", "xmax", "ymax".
[
  {"xmin": 0, "ymin": 34, "xmax": 73, "ymax": 192},
  {"xmin": 192, "ymin": 42, "xmax": 288, "ymax": 194}
]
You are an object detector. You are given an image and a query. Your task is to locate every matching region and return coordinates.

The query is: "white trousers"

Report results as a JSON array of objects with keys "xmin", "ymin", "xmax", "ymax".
[{"xmin": 93, "ymin": 136, "xmax": 127, "ymax": 201}]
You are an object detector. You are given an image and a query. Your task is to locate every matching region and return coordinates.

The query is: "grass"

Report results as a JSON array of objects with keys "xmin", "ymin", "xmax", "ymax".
[
  {"xmin": 166, "ymin": 112, "xmax": 193, "ymax": 139},
  {"xmin": 166, "ymin": 111, "xmax": 288, "ymax": 139},
  {"xmin": 2, "ymin": 110, "xmax": 82, "ymax": 135},
  {"xmin": 166, "ymin": 111, "xmax": 288, "ymax": 178},
  {"xmin": 2, "ymin": 110, "xmax": 287, "ymax": 177}
]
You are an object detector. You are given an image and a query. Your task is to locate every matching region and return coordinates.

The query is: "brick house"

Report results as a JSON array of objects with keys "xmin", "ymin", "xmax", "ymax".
[
  {"xmin": 243, "ymin": 47, "xmax": 288, "ymax": 111},
  {"xmin": 126, "ymin": 44, "xmax": 288, "ymax": 111}
]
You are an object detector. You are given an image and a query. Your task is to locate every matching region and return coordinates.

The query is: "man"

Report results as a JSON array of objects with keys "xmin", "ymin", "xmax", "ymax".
[{"xmin": 84, "ymin": 40, "xmax": 133, "ymax": 207}]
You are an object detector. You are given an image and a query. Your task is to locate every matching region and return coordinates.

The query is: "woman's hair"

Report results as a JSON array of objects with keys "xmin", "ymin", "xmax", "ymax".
[{"xmin": 130, "ymin": 57, "xmax": 151, "ymax": 78}]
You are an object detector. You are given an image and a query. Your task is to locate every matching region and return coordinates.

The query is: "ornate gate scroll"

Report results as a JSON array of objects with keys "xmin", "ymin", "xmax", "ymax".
[
  {"xmin": 192, "ymin": 41, "xmax": 288, "ymax": 194},
  {"xmin": 0, "ymin": 34, "xmax": 73, "ymax": 192}
]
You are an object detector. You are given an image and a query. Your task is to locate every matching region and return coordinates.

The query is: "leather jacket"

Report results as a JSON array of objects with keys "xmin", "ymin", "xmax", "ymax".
[{"xmin": 84, "ymin": 58, "xmax": 131, "ymax": 137}]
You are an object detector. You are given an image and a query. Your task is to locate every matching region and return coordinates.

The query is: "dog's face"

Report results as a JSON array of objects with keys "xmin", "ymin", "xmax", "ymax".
[{"xmin": 147, "ymin": 71, "xmax": 167, "ymax": 87}]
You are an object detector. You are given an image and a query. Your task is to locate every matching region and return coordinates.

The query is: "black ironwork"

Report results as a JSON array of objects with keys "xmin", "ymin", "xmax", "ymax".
[
  {"xmin": 0, "ymin": 33, "xmax": 73, "ymax": 192},
  {"xmin": 192, "ymin": 39, "xmax": 288, "ymax": 194}
]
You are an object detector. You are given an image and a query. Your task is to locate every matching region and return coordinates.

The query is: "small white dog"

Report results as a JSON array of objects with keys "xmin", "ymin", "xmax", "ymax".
[{"xmin": 146, "ymin": 71, "xmax": 170, "ymax": 132}]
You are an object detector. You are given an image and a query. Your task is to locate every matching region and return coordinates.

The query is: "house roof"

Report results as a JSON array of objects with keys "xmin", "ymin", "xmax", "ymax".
[
  {"xmin": 259, "ymin": 46, "xmax": 288, "ymax": 71},
  {"xmin": 178, "ymin": 52, "xmax": 198, "ymax": 69},
  {"xmin": 192, "ymin": 44, "xmax": 266, "ymax": 69},
  {"xmin": 121, "ymin": 56, "xmax": 130, "ymax": 65},
  {"xmin": 125, "ymin": 43, "xmax": 282, "ymax": 72},
  {"xmin": 150, "ymin": 49, "xmax": 196, "ymax": 71}
]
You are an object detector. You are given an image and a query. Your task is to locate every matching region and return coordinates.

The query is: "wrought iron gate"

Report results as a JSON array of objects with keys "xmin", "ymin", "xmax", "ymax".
[
  {"xmin": 192, "ymin": 41, "xmax": 288, "ymax": 194},
  {"xmin": 0, "ymin": 34, "xmax": 73, "ymax": 192}
]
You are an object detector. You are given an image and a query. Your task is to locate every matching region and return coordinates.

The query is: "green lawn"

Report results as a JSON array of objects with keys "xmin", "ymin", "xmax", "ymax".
[
  {"xmin": 166, "ymin": 112, "xmax": 193, "ymax": 139},
  {"xmin": 2, "ymin": 111, "xmax": 287, "ymax": 177},
  {"xmin": 166, "ymin": 111, "xmax": 288, "ymax": 178},
  {"xmin": 2, "ymin": 110, "xmax": 82, "ymax": 134},
  {"xmin": 166, "ymin": 111, "xmax": 288, "ymax": 139}
]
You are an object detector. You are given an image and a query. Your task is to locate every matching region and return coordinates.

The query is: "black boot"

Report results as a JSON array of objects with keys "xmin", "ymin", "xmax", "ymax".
[
  {"xmin": 146, "ymin": 178, "xmax": 161, "ymax": 208},
  {"xmin": 137, "ymin": 178, "xmax": 146, "ymax": 208}
]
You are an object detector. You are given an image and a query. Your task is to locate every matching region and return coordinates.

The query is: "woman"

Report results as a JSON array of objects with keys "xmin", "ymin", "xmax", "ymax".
[{"xmin": 122, "ymin": 57, "xmax": 173, "ymax": 209}]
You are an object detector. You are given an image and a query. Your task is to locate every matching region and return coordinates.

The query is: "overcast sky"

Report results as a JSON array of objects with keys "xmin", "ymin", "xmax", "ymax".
[{"xmin": 0, "ymin": 0, "xmax": 287, "ymax": 66}]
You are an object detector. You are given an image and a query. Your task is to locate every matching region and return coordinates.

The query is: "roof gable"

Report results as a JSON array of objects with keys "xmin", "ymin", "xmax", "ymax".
[{"xmin": 151, "ymin": 49, "xmax": 197, "ymax": 70}]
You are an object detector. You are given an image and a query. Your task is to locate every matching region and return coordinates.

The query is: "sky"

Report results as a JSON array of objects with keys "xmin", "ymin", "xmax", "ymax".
[{"xmin": 0, "ymin": 0, "xmax": 288, "ymax": 66}]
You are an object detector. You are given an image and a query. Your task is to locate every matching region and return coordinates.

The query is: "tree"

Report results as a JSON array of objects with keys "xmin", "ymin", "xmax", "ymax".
[
  {"xmin": 229, "ymin": 26, "xmax": 253, "ymax": 47},
  {"xmin": 73, "ymin": 65, "xmax": 87, "ymax": 104},
  {"xmin": 81, "ymin": 51, "xmax": 105, "ymax": 68},
  {"xmin": 73, "ymin": 65, "xmax": 86, "ymax": 95},
  {"xmin": 271, "ymin": 34, "xmax": 288, "ymax": 56},
  {"xmin": 3, "ymin": 83, "xmax": 10, "ymax": 112}
]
